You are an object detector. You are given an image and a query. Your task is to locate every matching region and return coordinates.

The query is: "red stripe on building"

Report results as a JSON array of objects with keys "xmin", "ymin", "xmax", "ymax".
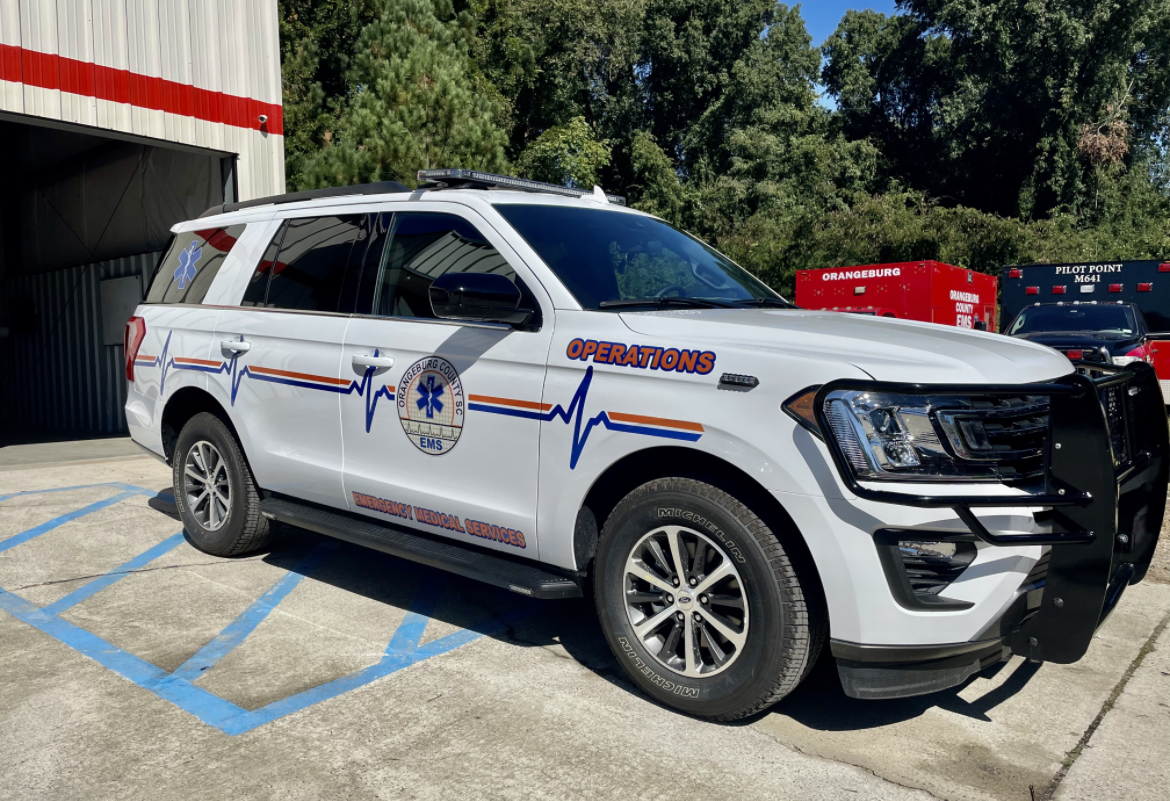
[{"xmin": 0, "ymin": 43, "xmax": 283, "ymax": 135}]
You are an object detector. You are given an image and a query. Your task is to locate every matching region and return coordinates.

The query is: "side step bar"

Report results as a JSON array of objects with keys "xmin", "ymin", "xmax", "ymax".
[{"xmin": 260, "ymin": 496, "xmax": 583, "ymax": 600}]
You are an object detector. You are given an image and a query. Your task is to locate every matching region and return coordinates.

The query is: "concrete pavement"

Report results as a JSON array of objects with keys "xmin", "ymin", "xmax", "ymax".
[{"xmin": 0, "ymin": 440, "xmax": 1167, "ymax": 800}]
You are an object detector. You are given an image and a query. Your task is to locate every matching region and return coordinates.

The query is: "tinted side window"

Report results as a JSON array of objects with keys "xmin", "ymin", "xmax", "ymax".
[
  {"xmin": 241, "ymin": 223, "xmax": 286, "ymax": 307},
  {"xmin": 146, "ymin": 224, "xmax": 246, "ymax": 304},
  {"xmin": 263, "ymin": 215, "xmax": 362, "ymax": 312},
  {"xmin": 372, "ymin": 213, "xmax": 516, "ymax": 318}
]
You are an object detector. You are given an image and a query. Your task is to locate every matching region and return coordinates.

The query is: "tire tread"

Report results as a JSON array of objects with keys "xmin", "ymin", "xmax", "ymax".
[
  {"xmin": 174, "ymin": 412, "xmax": 272, "ymax": 557},
  {"xmin": 598, "ymin": 477, "xmax": 826, "ymax": 721}
]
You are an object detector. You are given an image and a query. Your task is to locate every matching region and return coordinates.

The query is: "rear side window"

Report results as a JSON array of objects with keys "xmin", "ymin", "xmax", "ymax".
[
  {"xmin": 241, "ymin": 224, "xmax": 286, "ymax": 307},
  {"xmin": 370, "ymin": 212, "xmax": 517, "ymax": 318},
  {"xmin": 146, "ymin": 224, "xmax": 246, "ymax": 304},
  {"xmin": 249, "ymin": 216, "xmax": 362, "ymax": 312}
]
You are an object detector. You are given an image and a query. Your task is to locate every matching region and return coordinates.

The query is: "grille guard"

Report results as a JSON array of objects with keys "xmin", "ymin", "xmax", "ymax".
[{"xmin": 813, "ymin": 362, "xmax": 1168, "ymax": 664}]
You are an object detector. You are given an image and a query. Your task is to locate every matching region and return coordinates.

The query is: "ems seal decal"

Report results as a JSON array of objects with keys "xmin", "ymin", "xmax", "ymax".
[{"xmin": 398, "ymin": 356, "xmax": 465, "ymax": 455}]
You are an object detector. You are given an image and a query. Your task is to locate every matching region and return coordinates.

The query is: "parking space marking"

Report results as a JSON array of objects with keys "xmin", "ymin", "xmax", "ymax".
[
  {"xmin": 169, "ymin": 542, "xmax": 339, "ymax": 682},
  {"xmin": 0, "ymin": 489, "xmax": 144, "ymax": 553},
  {"xmin": 0, "ymin": 482, "xmax": 536, "ymax": 736},
  {"xmin": 41, "ymin": 532, "xmax": 187, "ymax": 616}
]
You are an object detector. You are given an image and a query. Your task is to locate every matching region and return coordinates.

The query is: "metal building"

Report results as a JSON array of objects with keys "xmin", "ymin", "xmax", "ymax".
[{"xmin": 0, "ymin": 0, "xmax": 285, "ymax": 438}]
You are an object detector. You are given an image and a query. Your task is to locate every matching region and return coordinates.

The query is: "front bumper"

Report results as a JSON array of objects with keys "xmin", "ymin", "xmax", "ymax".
[{"xmin": 813, "ymin": 363, "xmax": 1168, "ymax": 698}]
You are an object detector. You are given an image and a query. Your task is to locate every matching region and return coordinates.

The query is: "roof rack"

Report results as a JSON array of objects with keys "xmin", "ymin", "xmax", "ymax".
[
  {"xmin": 417, "ymin": 168, "xmax": 626, "ymax": 206},
  {"xmin": 199, "ymin": 180, "xmax": 410, "ymax": 218}
]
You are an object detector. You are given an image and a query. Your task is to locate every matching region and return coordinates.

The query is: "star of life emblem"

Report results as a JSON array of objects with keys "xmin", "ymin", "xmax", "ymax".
[
  {"xmin": 174, "ymin": 240, "xmax": 202, "ymax": 290},
  {"xmin": 397, "ymin": 356, "xmax": 465, "ymax": 455}
]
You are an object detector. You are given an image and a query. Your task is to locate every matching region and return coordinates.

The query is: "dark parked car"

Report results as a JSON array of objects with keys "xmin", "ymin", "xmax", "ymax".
[{"xmin": 1004, "ymin": 302, "xmax": 1151, "ymax": 367}]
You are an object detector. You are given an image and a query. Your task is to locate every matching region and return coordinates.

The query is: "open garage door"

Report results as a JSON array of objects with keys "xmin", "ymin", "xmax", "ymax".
[{"xmin": 0, "ymin": 116, "xmax": 233, "ymax": 437}]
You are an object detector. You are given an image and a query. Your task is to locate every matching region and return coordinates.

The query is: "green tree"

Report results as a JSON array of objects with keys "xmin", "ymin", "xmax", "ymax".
[
  {"xmin": 301, "ymin": 0, "xmax": 509, "ymax": 189},
  {"xmin": 823, "ymin": 0, "xmax": 1170, "ymax": 220},
  {"xmin": 462, "ymin": 0, "xmax": 647, "ymax": 167},
  {"xmin": 518, "ymin": 116, "xmax": 612, "ymax": 187},
  {"xmin": 278, "ymin": 1, "xmax": 376, "ymax": 189}
]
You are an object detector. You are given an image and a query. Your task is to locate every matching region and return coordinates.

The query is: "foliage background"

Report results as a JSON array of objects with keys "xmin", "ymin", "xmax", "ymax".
[{"xmin": 278, "ymin": 0, "xmax": 1170, "ymax": 297}]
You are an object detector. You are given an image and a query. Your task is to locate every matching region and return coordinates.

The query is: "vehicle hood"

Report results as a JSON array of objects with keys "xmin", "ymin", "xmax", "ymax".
[{"xmin": 619, "ymin": 309, "xmax": 1072, "ymax": 384}]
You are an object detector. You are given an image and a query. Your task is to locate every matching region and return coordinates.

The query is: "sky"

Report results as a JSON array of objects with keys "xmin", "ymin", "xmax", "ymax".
[{"xmin": 801, "ymin": 1, "xmax": 899, "ymax": 47}]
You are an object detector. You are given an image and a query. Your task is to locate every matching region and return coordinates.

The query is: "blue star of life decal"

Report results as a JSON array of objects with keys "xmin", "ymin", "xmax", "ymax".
[
  {"xmin": 416, "ymin": 374, "xmax": 445, "ymax": 418},
  {"xmin": 174, "ymin": 240, "xmax": 203, "ymax": 290}
]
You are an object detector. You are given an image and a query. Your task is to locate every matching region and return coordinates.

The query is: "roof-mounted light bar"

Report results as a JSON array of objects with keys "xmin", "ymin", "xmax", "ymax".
[{"xmin": 417, "ymin": 169, "xmax": 626, "ymax": 206}]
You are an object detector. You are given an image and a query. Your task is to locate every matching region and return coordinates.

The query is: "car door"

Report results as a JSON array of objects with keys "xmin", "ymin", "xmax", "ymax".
[
  {"xmin": 212, "ymin": 214, "xmax": 363, "ymax": 509},
  {"xmin": 340, "ymin": 208, "xmax": 552, "ymax": 556}
]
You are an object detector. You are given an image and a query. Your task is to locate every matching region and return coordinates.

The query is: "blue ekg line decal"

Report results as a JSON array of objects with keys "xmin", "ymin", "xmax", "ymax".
[
  {"xmin": 139, "ymin": 338, "xmax": 396, "ymax": 433},
  {"xmin": 468, "ymin": 366, "xmax": 703, "ymax": 469},
  {"xmin": 0, "ymin": 483, "xmax": 535, "ymax": 735}
]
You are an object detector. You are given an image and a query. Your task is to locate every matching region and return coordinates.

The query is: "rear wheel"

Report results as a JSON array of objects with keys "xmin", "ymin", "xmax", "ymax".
[
  {"xmin": 173, "ymin": 412, "xmax": 272, "ymax": 557},
  {"xmin": 594, "ymin": 477, "xmax": 823, "ymax": 720}
]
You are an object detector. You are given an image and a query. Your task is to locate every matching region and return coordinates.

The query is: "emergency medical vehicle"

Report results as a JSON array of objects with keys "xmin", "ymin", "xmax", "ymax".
[
  {"xmin": 1002, "ymin": 261, "xmax": 1170, "ymax": 403},
  {"xmin": 795, "ymin": 261, "xmax": 998, "ymax": 330},
  {"xmin": 125, "ymin": 170, "xmax": 1168, "ymax": 720}
]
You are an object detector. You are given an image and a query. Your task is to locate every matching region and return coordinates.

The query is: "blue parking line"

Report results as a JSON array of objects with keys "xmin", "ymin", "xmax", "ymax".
[
  {"xmin": 0, "ymin": 482, "xmax": 128, "ymax": 504},
  {"xmin": 168, "ymin": 542, "xmax": 339, "ymax": 683},
  {"xmin": 0, "ymin": 481, "xmax": 539, "ymax": 736},
  {"xmin": 217, "ymin": 590, "xmax": 534, "ymax": 735},
  {"xmin": 41, "ymin": 532, "xmax": 188, "ymax": 616},
  {"xmin": 0, "ymin": 490, "xmax": 142, "ymax": 554},
  {"xmin": 0, "ymin": 586, "xmax": 248, "ymax": 730}
]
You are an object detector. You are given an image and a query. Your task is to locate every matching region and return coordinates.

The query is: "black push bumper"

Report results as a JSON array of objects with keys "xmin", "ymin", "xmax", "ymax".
[{"xmin": 814, "ymin": 363, "xmax": 1168, "ymax": 698}]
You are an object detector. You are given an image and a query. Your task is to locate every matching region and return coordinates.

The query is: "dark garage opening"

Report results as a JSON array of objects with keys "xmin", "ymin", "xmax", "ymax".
[{"xmin": 0, "ymin": 115, "xmax": 235, "ymax": 442}]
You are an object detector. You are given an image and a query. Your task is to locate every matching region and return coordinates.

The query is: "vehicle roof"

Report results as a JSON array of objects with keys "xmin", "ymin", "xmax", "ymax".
[
  {"xmin": 176, "ymin": 188, "xmax": 649, "ymax": 233},
  {"xmin": 1024, "ymin": 301, "xmax": 1138, "ymax": 308}
]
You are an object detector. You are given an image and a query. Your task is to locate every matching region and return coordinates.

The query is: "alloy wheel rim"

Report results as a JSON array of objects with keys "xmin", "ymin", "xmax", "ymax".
[
  {"xmin": 623, "ymin": 525, "xmax": 749, "ymax": 677},
  {"xmin": 184, "ymin": 440, "xmax": 231, "ymax": 532}
]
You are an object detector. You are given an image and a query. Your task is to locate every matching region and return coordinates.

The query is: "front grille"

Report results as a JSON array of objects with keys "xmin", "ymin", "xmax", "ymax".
[
  {"xmin": 1100, "ymin": 383, "xmax": 1135, "ymax": 466},
  {"xmin": 936, "ymin": 397, "xmax": 1050, "ymax": 484}
]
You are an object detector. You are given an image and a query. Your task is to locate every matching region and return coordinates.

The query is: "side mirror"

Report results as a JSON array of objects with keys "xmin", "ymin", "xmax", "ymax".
[{"xmin": 429, "ymin": 272, "xmax": 533, "ymax": 325}]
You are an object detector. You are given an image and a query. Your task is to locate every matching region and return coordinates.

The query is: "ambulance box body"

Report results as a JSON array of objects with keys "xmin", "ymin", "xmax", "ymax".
[{"xmin": 795, "ymin": 261, "xmax": 998, "ymax": 330}]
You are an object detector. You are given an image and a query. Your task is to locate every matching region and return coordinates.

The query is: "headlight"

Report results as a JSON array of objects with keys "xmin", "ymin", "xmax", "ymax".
[
  {"xmin": 784, "ymin": 388, "xmax": 1049, "ymax": 482},
  {"xmin": 1111, "ymin": 356, "xmax": 1141, "ymax": 367}
]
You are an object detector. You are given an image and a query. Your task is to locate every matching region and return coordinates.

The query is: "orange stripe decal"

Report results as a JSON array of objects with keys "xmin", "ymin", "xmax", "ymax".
[
  {"xmin": 607, "ymin": 411, "xmax": 705, "ymax": 433},
  {"xmin": 249, "ymin": 365, "xmax": 350, "ymax": 386},
  {"xmin": 174, "ymin": 357, "xmax": 221, "ymax": 367},
  {"xmin": 468, "ymin": 394, "xmax": 552, "ymax": 411}
]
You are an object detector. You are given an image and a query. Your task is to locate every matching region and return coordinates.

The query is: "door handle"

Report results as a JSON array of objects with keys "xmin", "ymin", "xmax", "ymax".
[
  {"xmin": 221, "ymin": 338, "xmax": 250, "ymax": 353},
  {"xmin": 353, "ymin": 353, "xmax": 395, "ymax": 369}
]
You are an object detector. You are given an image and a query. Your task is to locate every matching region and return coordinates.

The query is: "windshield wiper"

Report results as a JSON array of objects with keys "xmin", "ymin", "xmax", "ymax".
[
  {"xmin": 598, "ymin": 297, "xmax": 736, "ymax": 310},
  {"xmin": 733, "ymin": 297, "xmax": 794, "ymax": 308}
]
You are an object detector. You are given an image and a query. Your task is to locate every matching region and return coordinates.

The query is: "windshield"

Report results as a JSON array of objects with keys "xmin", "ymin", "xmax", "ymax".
[
  {"xmin": 1007, "ymin": 305, "xmax": 1137, "ymax": 336},
  {"xmin": 494, "ymin": 204, "xmax": 785, "ymax": 309}
]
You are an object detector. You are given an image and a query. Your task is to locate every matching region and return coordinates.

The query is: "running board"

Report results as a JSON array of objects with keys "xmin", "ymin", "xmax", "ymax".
[{"xmin": 259, "ymin": 497, "xmax": 583, "ymax": 600}]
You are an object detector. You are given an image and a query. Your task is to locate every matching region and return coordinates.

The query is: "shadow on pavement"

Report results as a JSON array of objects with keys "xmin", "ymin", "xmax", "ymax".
[
  {"xmin": 154, "ymin": 487, "xmax": 1041, "ymax": 730},
  {"xmin": 763, "ymin": 648, "xmax": 1042, "ymax": 730}
]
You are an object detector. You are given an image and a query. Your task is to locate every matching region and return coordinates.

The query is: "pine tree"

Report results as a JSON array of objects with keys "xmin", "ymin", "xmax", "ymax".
[{"xmin": 301, "ymin": 0, "xmax": 509, "ymax": 189}]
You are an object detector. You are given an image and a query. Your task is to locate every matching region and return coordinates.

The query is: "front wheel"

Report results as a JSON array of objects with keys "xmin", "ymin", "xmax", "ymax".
[{"xmin": 594, "ymin": 478, "xmax": 823, "ymax": 720}]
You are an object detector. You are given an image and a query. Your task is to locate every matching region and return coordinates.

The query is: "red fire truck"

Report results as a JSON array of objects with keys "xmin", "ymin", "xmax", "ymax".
[{"xmin": 795, "ymin": 260, "xmax": 999, "ymax": 330}]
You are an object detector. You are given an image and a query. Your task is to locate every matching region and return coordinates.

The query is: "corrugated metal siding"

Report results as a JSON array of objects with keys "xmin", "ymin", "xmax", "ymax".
[
  {"xmin": 1, "ymin": 252, "xmax": 158, "ymax": 433},
  {"xmin": 0, "ymin": 0, "xmax": 284, "ymax": 200}
]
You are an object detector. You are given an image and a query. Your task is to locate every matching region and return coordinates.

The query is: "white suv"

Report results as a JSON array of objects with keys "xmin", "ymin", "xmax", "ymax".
[{"xmin": 125, "ymin": 170, "xmax": 1168, "ymax": 719}]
